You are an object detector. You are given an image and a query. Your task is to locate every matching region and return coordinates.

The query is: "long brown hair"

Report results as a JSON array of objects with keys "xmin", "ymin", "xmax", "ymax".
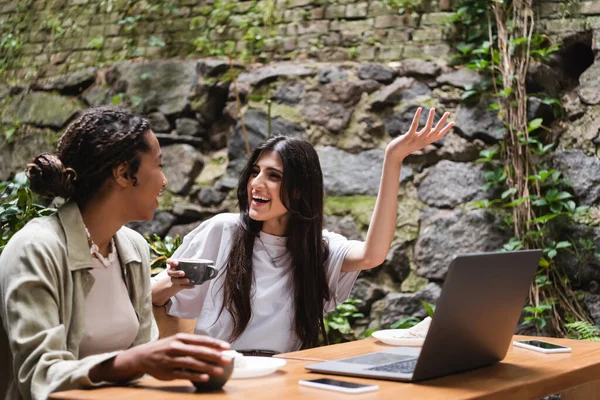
[{"xmin": 222, "ymin": 136, "xmax": 330, "ymax": 349}]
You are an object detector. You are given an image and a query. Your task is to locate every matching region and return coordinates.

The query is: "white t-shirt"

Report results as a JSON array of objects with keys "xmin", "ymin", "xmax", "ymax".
[{"xmin": 159, "ymin": 213, "xmax": 360, "ymax": 353}]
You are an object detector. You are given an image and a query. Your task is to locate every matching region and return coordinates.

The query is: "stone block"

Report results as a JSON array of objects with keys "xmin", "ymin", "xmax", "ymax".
[
  {"xmin": 580, "ymin": 1, "xmax": 600, "ymax": 15},
  {"xmin": 89, "ymin": 25, "xmax": 104, "ymax": 37},
  {"xmin": 282, "ymin": 37, "xmax": 297, "ymax": 52},
  {"xmin": 324, "ymin": 4, "xmax": 345, "ymax": 19},
  {"xmin": 297, "ymin": 20, "xmax": 329, "ymax": 35},
  {"xmin": 287, "ymin": 22, "xmax": 299, "ymax": 36},
  {"xmin": 378, "ymin": 45, "xmax": 403, "ymax": 61},
  {"xmin": 288, "ymin": 0, "xmax": 313, "ymax": 7},
  {"xmin": 311, "ymin": 7, "xmax": 325, "ymax": 19},
  {"xmin": 369, "ymin": 1, "xmax": 393, "ymax": 17},
  {"xmin": 283, "ymin": 8, "xmax": 307, "ymax": 21},
  {"xmin": 234, "ymin": 1, "xmax": 254, "ymax": 13},
  {"xmin": 357, "ymin": 45, "xmax": 376, "ymax": 61},
  {"xmin": 322, "ymin": 32, "xmax": 342, "ymax": 46},
  {"xmin": 387, "ymin": 29, "xmax": 411, "ymax": 41},
  {"xmin": 104, "ymin": 24, "xmax": 121, "ymax": 37},
  {"xmin": 345, "ymin": 2, "xmax": 368, "ymax": 18},
  {"xmin": 340, "ymin": 19, "xmax": 373, "ymax": 35},
  {"xmin": 544, "ymin": 18, "xmax": 588, "ymax": 32},
  {"xmin": 538, "ymin": 3, "xmax": 561, "ymax": 18},
  {"xmin": 105, "ymin": 37, "xmax": 124, "ymax": 51},
  {"xmin": 420, "ymin": 12, "xmax": 453, "ymax": 26},
  {"xmin": 330, "ymin": 19, "xmax": 342, "ymax": 31},
  {"xmin": 588, "ymin": 16, "xmax": 600, "ymax": 29},
  {"xmin": 412, "ymin": 26, "xmax": 444, "ymax": 41},
  {"xmin": 374, "ymin": 15, "xmax": 404, "ymax": 28}
]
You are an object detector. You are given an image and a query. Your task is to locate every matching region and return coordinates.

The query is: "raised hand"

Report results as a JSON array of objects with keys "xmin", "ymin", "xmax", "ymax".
[{"xmin": 385, "ymin": 107, "xmax": 454, "ymax": 163}]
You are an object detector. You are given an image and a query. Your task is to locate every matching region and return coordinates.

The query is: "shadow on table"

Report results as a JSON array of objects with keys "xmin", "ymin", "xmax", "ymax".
[{"xmin": 415, "ymin": 363, "xmax": 539, "ymax": 388}]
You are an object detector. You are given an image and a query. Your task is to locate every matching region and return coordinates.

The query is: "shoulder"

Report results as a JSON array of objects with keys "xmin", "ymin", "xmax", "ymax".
[
  {"xmin": 116, "ymin": 226, "xmax": 150, "ymax": 262},
  {"xmin": 322, "ymin": 229, "xmax": 349, "ymax": 244},
  {"xmin": 188, "ymin": 213, "xmax": 241, "ymax": 237},
  {"xmin": 205, "ymin": 213, "xmax": 241, "ymax": 229},
  {"xmin": 118, "ymin": 226, "xmax": 148, "ymax": 249},
  {"xmin": 4, "ymin": 215, "xmax": 64, "ymax": 255},
  {"xmin": 0, "ymin": 215, "xmax": 65, "ymax": 274}
]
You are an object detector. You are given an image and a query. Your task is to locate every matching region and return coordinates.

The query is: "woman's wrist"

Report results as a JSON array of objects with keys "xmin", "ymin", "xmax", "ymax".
[
  {"xmin": 151, "ymin": 275, "xmax": 178, "ymax": 306},
  {"xmin": 89, "ymin": 348, "xmax": 143, "ymax": 383}
]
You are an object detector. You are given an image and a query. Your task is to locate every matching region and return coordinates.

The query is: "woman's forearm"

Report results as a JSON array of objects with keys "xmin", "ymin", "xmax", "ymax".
[
  {"xmin": 151, "ymin": 275, "xmax": 179, "ymax": 306},
  {"xmin": 89, "ymin": 348, "xmax": 143, "ymax": 383}
]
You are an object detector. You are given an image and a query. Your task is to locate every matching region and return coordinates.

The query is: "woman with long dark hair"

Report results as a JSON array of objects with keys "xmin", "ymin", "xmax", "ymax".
[
  {"xmin": 152, "ymin": 108, "xmax": 454, "ymax": 352},
  {"xmin": 0, "ymin": 107, "xmax": 231, "ymax": 400}
]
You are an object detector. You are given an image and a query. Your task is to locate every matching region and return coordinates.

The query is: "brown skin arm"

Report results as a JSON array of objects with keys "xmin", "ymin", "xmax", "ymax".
[{"xmin": 89, "ymin": 333, "xmax": 231, "ymax": 383}]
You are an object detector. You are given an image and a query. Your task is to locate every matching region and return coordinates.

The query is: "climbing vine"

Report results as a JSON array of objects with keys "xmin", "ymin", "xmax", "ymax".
[{"xmin": 450, "ymin": 0, "xmax": 598, "ymax": 337}]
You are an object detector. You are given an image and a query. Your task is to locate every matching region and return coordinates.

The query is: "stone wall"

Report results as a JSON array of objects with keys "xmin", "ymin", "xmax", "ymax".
[
  {"xmin": 1, "ymin": 0, "xmax": 600, "ymax": 336},
  {"xmin": 1, "ymin": 0, "xmax": 600, "ymax": 83}
]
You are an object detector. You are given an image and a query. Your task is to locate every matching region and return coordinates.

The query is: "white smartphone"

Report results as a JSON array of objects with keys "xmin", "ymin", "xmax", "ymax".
[
  {"xmin": 513, "ymin": 340, "xmax": 571, "ymax": 353},
  {"xmin": 299, "ymin": 378, "xmax": 379, "ymax": 394}
]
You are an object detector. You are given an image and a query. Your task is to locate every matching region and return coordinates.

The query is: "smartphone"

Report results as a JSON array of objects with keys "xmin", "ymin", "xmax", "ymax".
[
  {"xmin": 513, "ymin": 340, "xmax": 572, "ymax": 353},
  {"xmin": 299, "ymin": 378, "xmax": 379, "ymax": 394}
]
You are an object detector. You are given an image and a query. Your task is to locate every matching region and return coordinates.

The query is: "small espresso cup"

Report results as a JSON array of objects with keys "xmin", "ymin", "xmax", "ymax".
[{"xmin": 176, "ymin": 259, "xmax": 218, "ymax": 285}]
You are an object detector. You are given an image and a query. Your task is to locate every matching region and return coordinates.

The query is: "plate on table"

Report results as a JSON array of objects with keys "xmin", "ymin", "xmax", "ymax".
[
  {"xmin": 371, "ymin": 329, "xmax": 425, "ymax": 346},
  {"xmin": 231, "ymin": 357, "xmax": 287, "ymax": 379}
]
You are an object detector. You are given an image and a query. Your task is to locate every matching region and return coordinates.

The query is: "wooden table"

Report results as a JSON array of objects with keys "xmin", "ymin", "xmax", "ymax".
[{"xmin": 50, "ymin": 335, "xmax": 600, "ymax": 400}]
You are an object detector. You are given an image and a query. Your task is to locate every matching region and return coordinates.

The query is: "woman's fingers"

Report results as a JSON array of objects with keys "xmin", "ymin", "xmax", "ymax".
[
  {"xmin": 167, "ymin": 269, "xmax": 186, "ymax": 278},
  {"xmin": 407, "ymin": 107, "xmax": 423, "ymax": 134},
  {"xmin": 430, "ymin": 112, "xmax": 450, "ymax": 135},
  {"xmin": 169, "ymin": 369, "xmax": 211, "ymax": 382},
  {"xmin": 418, "ymin": 108, "xmax": 436, "ymax": 135},
  {"xmin": 175, "ymin": 333, "xmax": 232, "ymax": 351},
  {"xmin": 168, "ymin": 356, "xmax": 225, "ymax": 375}
]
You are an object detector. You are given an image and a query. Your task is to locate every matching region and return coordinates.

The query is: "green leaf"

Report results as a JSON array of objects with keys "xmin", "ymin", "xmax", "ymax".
[{"xmin": 527, "ymin": 118, "xmax": 543, "ymax": 132}]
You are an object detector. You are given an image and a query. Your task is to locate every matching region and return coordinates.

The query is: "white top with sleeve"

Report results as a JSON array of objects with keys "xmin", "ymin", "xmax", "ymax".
[{"xmin": 156, "ymin": 213, "xmax": 360, "ymax": 353}]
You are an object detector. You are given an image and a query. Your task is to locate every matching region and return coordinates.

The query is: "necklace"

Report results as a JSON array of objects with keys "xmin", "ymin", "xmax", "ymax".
[
  {"xmin": 84, "ymin": 226, "xmax": 116, "ymax": 268},
  {"xmin": 257, "ymin": 236, "xmax": 287, "ymax": 268}
]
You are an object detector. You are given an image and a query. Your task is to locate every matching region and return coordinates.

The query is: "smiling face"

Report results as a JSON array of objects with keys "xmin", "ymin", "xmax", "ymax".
[
  {"xmin": 125, "ymin": 130, "xmax": 168, "ymax": 221},
  {"xmin": 246, "ymin": 150, "xmax": 290, "ymax": 235}
]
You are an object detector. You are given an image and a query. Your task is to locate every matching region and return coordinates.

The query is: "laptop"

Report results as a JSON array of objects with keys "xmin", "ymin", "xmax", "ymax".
[{"xmin": 306, "ymin": 250, "xmax": 542, "ymax": 382}]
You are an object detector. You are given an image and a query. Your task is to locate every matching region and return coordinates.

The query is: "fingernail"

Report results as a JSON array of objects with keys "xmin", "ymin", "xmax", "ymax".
[
  {"xmin": 200, "ymin": 374, "xmax": 209, "ymax": 381},
  {"xmin": 220, "ymin": 342, "xmax": 231, "ymax": 349}
]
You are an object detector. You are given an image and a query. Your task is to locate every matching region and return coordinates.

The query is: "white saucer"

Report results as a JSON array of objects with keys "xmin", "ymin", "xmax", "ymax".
[
  {"xmin": 231, "ymin": 357, "xmax": 287, "ymax": 379},
  {"xmin": 371, "ymin": 329, "xmax": 425, "ymax": 346}
]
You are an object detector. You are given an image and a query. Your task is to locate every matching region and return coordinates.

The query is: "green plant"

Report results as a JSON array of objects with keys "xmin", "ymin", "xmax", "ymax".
[
  {"xmin": 148, "ymin": 36, "xmax": 165, "ymax": 47},
  {"xmin": 451, "ymin": 0, "xmax": 597, "ymax": 337},
  {"xmin": 565, "ymin": 321, "xmax": 600, "ymax": 341},
  {"xmin": 323, "ymin": 298, "xmax": 364, "ymax": 344},
  {"xmin": 0, "ymin": 174, "xmax": 56, "ymax": 254},
  {"xmin": 144, "ymin": 234, "xmax": 182, "ymax": 276},
  {"xmin": 385, "ymin": 0, "xmax": 424, "ymax": 14},
  {"xmin": 347, "ymin": 46, "xmax": 359, "ymax": 60},
  {"xmin": 389, "ymin": 301, "xmax": 435, "ymax": 329},
  {"xmin": 87, "ymin": 37, "xmax": 104, "ymax": 50}
]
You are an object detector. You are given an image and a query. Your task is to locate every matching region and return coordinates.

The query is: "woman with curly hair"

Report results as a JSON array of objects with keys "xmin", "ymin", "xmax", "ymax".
[
  {"xmin": 152, "ymin": 108, "xmax": 454, "ymax": 354},
  {"xmin": 0, "ymin": 107, "xmax": 231, "ymax": 400}
]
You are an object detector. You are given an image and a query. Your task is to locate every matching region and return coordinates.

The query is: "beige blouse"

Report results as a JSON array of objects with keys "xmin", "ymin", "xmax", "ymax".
[{"xmin": 78, "ymin": 241, "xmax": 139, "ymax": 358}]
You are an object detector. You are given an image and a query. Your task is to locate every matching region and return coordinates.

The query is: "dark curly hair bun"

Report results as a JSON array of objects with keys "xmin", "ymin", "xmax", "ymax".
[{"xmin": 26, "ymin": 153, "xmax": 77, "ymax": 199}]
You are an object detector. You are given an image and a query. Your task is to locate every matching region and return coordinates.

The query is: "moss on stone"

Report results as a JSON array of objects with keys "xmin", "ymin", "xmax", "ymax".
[
  {"xmin": 158, "ymin": 190, "xmax": 177, "ymax": 211},
  {"xmin": 400, "ymin": 271, "xmax": 429, "ymax": 293},
  {"xmin": 324, "ymin": 195, "xmax": 377, "ymax": 230},
  {"xmin": 395, "ymin": 182, "xmax": 424, "ymax": 243}
]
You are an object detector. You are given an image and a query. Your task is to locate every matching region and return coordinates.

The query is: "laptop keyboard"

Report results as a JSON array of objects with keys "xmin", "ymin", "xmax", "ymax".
[{"xmin": 367, "ymin": 358, "xmax": 418, "ymax": 374}]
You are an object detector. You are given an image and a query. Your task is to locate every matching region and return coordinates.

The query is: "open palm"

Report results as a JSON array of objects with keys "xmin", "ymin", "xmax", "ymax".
[{"xmin": 386, "ymin": 108, "xmax": 454, "ymax": 161}]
